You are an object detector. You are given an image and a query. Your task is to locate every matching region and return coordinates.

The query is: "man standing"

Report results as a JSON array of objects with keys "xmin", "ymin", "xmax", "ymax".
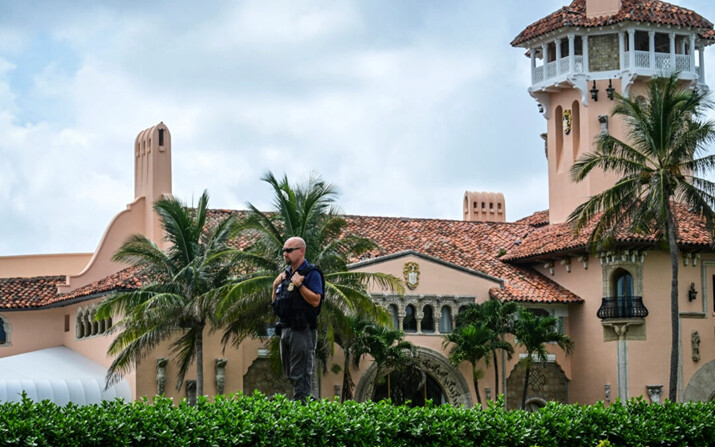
[{"xmin": 271, "ymin": 236, "xmax": 324, "ymax": 402}]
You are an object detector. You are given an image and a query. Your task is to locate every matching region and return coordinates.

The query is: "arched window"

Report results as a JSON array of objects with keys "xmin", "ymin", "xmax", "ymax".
[
  {"xmin": 389, "ymin": 304, "xmax": 400, "ymax": 331},
  {"xmin": 613, "ymin": 268, "xmax": 635, "ymax": 318},
  {"xmin": 613, "ymin": 269, "xmax": 634, "ymax": 298},
  {"xmin": 421, "ymin": 305, "xmax": 435, "ymax": 333},
  {"xmin": 403, "ymin": 305, "xmax": 417, "ymax": 333},
  {"xmin": 439, "ymin": 306, "xmax": 452, "ymax": 333}
]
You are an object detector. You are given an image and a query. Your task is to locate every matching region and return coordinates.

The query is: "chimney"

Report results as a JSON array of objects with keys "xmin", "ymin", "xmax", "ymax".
[
  {"xmin": 134, "ymin": 122, "xmax": 172, "ymax": 246},
  {"xmin": 585, "ymin": 0, "xmax": 621, "ymax": 19},
  {"xmin": 463, "ymin": 191, "xmax": 505, "ymax": 223}
]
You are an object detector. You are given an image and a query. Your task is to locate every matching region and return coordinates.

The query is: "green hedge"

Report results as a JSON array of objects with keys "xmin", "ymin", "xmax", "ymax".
[{"xmin": 0, "ymin": 393, "xmax": 713, "ymax": 447}]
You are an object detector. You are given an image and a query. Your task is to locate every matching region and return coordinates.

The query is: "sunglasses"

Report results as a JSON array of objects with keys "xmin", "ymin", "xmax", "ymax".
[{"xmin": 282, "ymin": 247, "xmax": 303, "ymax": 253}]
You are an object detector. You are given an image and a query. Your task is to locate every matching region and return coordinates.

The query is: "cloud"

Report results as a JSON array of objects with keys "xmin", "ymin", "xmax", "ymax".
[{"xmin": 2, "ymin": 0, "xmax": 715, "ymax": 256}]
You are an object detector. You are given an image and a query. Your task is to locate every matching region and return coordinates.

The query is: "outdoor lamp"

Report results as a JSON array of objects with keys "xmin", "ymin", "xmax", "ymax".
[
  {"xmin": 606, "ymin": 79, "xmax": 615, "ymax": 100},
  {"xmin": 688, "ymin": 283, "xmax": 698, "ymax": 301},
  {"xmin": 590, "ymin": 80, "xmax": 599, "ymax": 102}
]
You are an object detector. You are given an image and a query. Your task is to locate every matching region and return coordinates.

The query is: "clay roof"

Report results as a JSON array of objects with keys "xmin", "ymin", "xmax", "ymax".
[
  {"xmin": 0, "ymin": 268, "xmax": 145, "ymax": 310},
  {"xmin": 0, "ymin": 212, "xmax": 584, "ymax": 309},
  {"xmin": 512, "ymin": 0, "xmax": 714, "ymax": 47},
  {"xmin": 516, "ymin": 210, "xmax": 550, "ymax": 228},
  {"xmin": 503, "ymin": 203, "xmax": 715, "ymax": 262},
  {"xmin": 342, "ymin": 215, "xmax": 582, "ymax": 304},
  {"xmin": 0, "ymin": 276, "xmax": 66, "ymax": 309}
]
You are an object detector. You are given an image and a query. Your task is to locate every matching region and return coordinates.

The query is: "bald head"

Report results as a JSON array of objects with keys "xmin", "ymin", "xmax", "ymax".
[
  {"xmin": 283, "ymin": 237, "xmax": 307, "ymax": 269},
  {"xmin": 285, "ymin": 236, "xmax": 306, "ymax": 248}
]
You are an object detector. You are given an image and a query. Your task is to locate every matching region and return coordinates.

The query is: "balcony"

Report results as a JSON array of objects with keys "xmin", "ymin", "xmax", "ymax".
[{"xmin": 597, "ymin": 296, "xmax": 649, "ymax": 320}]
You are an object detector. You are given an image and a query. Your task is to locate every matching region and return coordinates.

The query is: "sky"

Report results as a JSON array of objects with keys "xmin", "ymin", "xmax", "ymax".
[{"xmin": 2, "ymin": 0, "xmax": 715, "ymax": 256}]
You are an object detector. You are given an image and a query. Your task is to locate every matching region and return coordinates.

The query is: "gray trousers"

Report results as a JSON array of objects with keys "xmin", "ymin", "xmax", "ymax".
[{"xmin": 280, "ymin": 327, "xmax": 317, "ymax": 401}]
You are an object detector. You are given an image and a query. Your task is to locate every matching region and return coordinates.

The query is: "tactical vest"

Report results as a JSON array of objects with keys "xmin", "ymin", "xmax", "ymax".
[{"xmin": 272, "ymin": 263, "xmax": 324, "ymax": 330}]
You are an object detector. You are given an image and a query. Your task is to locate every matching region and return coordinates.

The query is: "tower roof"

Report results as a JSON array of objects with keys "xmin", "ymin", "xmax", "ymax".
[{"xmin": 512, "ymin": 0, "xmax": 715, "ymax": 47}]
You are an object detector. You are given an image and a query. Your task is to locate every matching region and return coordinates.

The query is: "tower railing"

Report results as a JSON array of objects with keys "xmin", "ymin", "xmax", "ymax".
[{"xmin": 532, "ymin": 50, "xmax": 696, "ymax": 88}]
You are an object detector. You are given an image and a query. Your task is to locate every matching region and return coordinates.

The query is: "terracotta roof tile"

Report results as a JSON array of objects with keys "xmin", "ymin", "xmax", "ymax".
[
  {"xmin": 0, "ymin": 268, "xmax": 146, "ymax": 310},
  {"xmin": 0, "ymin": 276, "xmax": 66, "ymax": 309},
  {"xmin": 0, "ymin": 212, "xmax": 584, "ymax": 309},
  {"xmin": 343, "ymin": 215, "xmax": 582, "ymax": 304},
  {"xmin": 512, "ymin": 0, "xmax": 714, "ymax": 47},
  {"xmin": 516, "ymin": 210, "xmax": 550, "ymax": 227},
  {"xmin": 503, "ymin": 203, "xmax": 714, "ymax": 261}
]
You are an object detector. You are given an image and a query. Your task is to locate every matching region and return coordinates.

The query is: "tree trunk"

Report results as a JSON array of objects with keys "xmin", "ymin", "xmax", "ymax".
[
  {"xmin": 521, "ymin": 365, "xmax": 531, "ymax": 410},
  {"xmin": 341, "ymin": 353, "xmax": 354, "ymax": 402},
  {"xmin": 665, "ymin": 201, "xmax": 680, "ymax": 402},
  {"xmin": 472, "ymin": 363, "xmax": 482, "ymax": 407},
  {"xmin": 387, "ymin": 373, "xmax": 391, "ymax": 399},
  {"xmin": 492, "ymin": 351, "xmax": 499, "ymax": 398},
  {"xmin": 196, "ymin": 324, "xmax": 204, "ymax": 397}
]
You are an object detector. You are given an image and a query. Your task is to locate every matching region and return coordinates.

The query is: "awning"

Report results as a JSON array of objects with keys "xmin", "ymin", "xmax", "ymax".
[{"xmin": 0, "ymin": 346, "xmax": 131, "ymax": 405}]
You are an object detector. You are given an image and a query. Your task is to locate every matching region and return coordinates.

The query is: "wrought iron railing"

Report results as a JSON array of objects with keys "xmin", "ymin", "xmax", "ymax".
[{"xmin": 596, "ymin": 296, "xmax": 649, "ymax": 320}]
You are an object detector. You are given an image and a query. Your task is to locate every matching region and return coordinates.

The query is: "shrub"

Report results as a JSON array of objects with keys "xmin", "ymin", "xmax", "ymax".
[{"xmin": 0, "ymin": 393, "xmax": 713, "ymax": 447}]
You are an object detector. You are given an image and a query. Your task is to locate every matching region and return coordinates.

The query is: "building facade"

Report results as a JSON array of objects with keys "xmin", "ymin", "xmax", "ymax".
[{"xmin": 1, "ymin": 0, "xmax": 715, "ymax": 408}]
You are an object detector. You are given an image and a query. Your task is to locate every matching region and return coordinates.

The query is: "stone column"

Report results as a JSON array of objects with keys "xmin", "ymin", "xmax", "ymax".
[
  {"xmin": 669, "ymin": 33, "xmax": 676, "ymax": 72},
  {"xmin": 628, "ymin": 29, "xmax": 636, "ymax": 68},
  {"xmin": 531, "ymin": 49, "xmax": 537, "ymax": 83},
  {"xmin": 648, "ymin": 31, "xmax": 655, "ymax": 70},
  {"xmin": 415, "ymin": 308, "xmax": 424, "ymax": 333},
  {"xmin": 583, "ymin": 35, "xmax": 589, "ymax": 72},
  {"xmin": 555, "ymin": 38, "xmax": 562, "ymax": 75},
  {"xmin": 690, "ymin": 35, "xmax": 697, "ymax": 74},
  {"xmin": 568, "ymin": 34, "xmax": 575, "ymax": 74},
  {"xmin": 613, "ymin": 324, "xmax": 630, "ymax": 400},
  {"xmin": 618, "ymin": 32, "xmax": 625, "ymax": 69}
]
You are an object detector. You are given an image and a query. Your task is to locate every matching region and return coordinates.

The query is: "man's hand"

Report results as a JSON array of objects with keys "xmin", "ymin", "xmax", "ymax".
[
  {"xmin": 291, "ymin": 272, "xmax": 304, "ymax": 288},
  {"xmin": 273, "ymin": 272, "xmax": 286, "ymax": 288},
  {"xmin": 272, "ymin": 272, "xmax": 287, "ymax": 302}
]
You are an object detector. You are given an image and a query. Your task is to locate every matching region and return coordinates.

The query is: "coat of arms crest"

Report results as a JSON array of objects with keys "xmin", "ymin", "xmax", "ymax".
[{"xmin": 403, "ymin": 262, "xmax": 420, "ymax": 290}]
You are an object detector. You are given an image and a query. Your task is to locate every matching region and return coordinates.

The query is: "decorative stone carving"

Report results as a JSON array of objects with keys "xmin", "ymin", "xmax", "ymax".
[
  {"xmin": 354, "ymin": 346, "xmax": 473, "ymax": 407},
  {"xmin": 646, "ymin": 385, "xmax": 663, "ymax": 404},
  {"xmin": 485, "ymin": 387, "xmax": 492, "ymax": 401},
  {"xmin": 215, "ymin": 358, "xmax": 228, "ymax": 395},
  {"xmin": 691, "ymin": 331, "xmax": 701, "ymax": 362},
  {"xmin": 598, "ymin": 114, "xmax": 609, "ymax": 135},
  {"xmin": 604, "ymin": 384, "xmax": 611, "ymax": 402},
  {"xmin": 156, "ymin": 357, "xmax": 168, "ymax": 395},
  {"xmin": 403, "ymin": 262, "xmax": 420, "ymax": 290},
  {"xmin": 370, "ymin": 294, "xmax": 473, "ymax": 335},
  {"xmin": 186, "ymin": 380, "xmax": 197, "ymax": 406}
]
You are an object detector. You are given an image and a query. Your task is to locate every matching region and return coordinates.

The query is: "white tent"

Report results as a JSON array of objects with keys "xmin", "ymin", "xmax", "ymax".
[{"xmin": 0, "ymin": 346, "xmax": 131, "ymax": 405}]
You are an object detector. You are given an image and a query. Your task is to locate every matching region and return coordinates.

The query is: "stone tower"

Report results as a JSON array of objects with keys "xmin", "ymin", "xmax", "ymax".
[{"xmin": 512, "ymin": 0, "xmax": 714, "ymax": 223}]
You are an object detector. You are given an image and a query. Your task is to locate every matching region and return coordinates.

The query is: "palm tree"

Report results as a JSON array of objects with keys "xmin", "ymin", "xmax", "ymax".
[
  {"xmin": 217, "ymin": 172, "xmax": 403, "ymax": 380},
  {"xmin": 334, "ymin": 316, "xmax": 372, "ymax": 402},
  {"xmin": 568, "ymin": 73, "xmax": 715, "ymax": 401},
  {"xmin": 354, "ymin": 322, "xmax": 422, "ymax": 404},
  {"xmin": 443, "ymin": 320, "xmax": 508, "ymax": 406},
  {"xmin": 455, "ymin": 300, "xmax": 517, "ymax": 399},
  {"xmin": 512, "ymin": 308, "xmax": 573, "ymax": 410},
  {"xmin": 96, "ymin": 191, "xmax": 237, "ymax": 396}
]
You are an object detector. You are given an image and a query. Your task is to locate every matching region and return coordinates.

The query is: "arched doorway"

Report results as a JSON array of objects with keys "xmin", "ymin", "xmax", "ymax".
[
  {"xmin": 683, "ymin": 360, "xmax": 715, "ymax": 402},
  {"xmin": 353, "ymin": 347, "xmax": 473, "ymax": 407},
  {"xmin": 372, "ymin": 371, "xmax": 447, "ymax": 406}
]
